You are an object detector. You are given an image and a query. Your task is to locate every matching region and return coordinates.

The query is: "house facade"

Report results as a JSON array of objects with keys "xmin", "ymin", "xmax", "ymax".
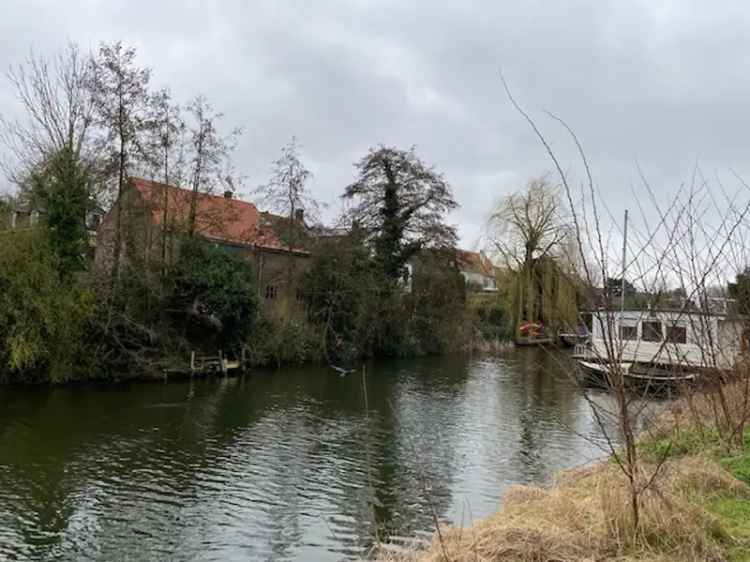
[
  {"xmin": 455, "ymin": 250, "xmax": 498, "ymax": 292},
  {"xmin": 95, "ymin": 177, "xmax": 310, "ymax": 309}
]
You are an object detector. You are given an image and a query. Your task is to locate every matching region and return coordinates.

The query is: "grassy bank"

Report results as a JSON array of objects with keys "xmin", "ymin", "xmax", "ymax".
[{"xmin": 380, "ymin": 382, "xmax": 750, "ymax": 562}]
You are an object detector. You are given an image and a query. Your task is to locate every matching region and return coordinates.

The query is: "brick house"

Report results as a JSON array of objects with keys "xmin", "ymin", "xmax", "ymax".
[{"xmin": 95, "ymin": 177, "xmax": 310, "ymax": 309}]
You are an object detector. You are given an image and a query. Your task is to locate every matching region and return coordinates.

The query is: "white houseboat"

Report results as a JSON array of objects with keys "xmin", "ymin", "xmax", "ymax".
[{"xmin": 574, "ymin": 308, "xmax": 746, "ymax": 385}]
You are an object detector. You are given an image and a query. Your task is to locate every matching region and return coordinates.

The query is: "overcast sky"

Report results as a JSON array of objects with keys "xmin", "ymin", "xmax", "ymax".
[{"xmin": 3, "ymin": 0, "xmax": 750, "ymax": 249}]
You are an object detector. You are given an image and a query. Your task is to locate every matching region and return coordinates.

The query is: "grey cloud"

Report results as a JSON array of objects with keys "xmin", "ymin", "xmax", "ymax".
[{"xmin": 3, "ymin": 0, "xmax": 750, "ymax": 248}]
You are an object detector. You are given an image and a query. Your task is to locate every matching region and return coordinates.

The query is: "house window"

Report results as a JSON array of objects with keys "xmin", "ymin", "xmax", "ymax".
[
  {"xmin": 619, "ymin": 325, "xmax": 638, "ymax": 340},
  {"xmin": 264, "ymin": 285, "xmax": 278, "ymax": 299},
  {"xmin": 642, "ymin": 321, "xmax": 663, "ymax": 342},
  {"xmin": 667, "ymin": 325, "xmax": 687, "ymax": 344}
]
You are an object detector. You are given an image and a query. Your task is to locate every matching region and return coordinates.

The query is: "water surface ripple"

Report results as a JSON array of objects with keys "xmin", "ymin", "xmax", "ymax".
[{"xmin": 0, "ymin": 350, "xmax": 636, "ymax": 561}]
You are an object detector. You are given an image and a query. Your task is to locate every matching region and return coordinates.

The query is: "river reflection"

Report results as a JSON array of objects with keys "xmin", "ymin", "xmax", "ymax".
[{"xmin": 0, "ymin": 349, "xmax": 639, "ymax": 561}]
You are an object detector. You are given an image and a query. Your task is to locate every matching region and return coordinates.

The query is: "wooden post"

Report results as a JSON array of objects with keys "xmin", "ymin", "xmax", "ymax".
[
  {"xmin": 219, "ymin": 350, "xmax": 227, "ymax": 376},
  {"xmin": 190, "ymin": 351, "xmax": 195, "ymax": 375}
]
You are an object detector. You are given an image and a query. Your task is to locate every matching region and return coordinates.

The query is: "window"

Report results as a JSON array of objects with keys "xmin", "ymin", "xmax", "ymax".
[
  {"xmin": 619, "ymin": 325, "xmax": 637, "ymax": 340},
  {"xmin": 264, "ymin": 285, "xmax": 278, "ymax": 300},
  {"xmin": 642, "ymin": 321, "xmax": 663, "ymax": 342},
  {"xmin": 667, "ymin": 325, "xmax": 687, "ymax": 344}
]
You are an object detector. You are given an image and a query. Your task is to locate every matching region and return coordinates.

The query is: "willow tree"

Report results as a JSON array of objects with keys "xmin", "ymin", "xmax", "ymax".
[{"xmin": 487, "ymin": 177, "xmax": 575, "ymax": 336}]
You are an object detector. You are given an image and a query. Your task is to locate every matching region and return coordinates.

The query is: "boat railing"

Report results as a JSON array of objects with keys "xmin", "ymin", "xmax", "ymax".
[{"xmin": 573, "ymin": 342, "xmax": 592, "ymax": 359}]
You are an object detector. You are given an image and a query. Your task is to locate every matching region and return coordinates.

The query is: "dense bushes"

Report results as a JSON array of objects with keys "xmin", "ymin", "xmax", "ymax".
[
  {"xmin": 169, "ymin": 239, "xmax": 259, "ymax": 351},
  {"xmin": 0, "ymin": 230, "xmax": 261, "ymax": 382},
  {"xmin": 300, "ymin": 236, "xmax": 479, "ymax": 363},
  {"xmin": 0, "ymin": 229, "xmax": 93, "ymax": 383},
  {"xmin": 246, "ymin": 316, "xmax": 323, "ymax": 367},
  {"xmin": 0, "ymin": 227, "xmax": 507, "ymax": 381}
]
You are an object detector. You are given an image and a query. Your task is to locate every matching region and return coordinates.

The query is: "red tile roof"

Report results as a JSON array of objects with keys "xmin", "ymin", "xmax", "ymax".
[
  {"xmin": 130, "ymin": 177, "xmax": 301, "ymax": 253},
  {"xmin": 456, "ymin": 249, "xmax": 495, "ymax": 277}
]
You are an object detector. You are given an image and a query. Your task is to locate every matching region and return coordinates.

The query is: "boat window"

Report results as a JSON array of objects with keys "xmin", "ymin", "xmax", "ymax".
[
  {"xmin": 642, "ymin": 321, "xmax": 663, "ymax": 342},
  {"xmin": 582, "ymin": 313, "xmax": 593, "ymax": 332},
  {"xmin": 667, "ymin": 325, "xmax": 687, "ymax": 344},
  {"xmin": 619, "ymin": 325, "xmax": 637, "ymax": 340}
]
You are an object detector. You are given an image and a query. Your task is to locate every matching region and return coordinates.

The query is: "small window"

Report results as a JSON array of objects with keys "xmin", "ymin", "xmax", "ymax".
[
  {"xmin": 619, "ymin": 325, "xmax": 638, "ymax": 340},
  {"xmin": 667, "ymin": 326, "xmax": 687, "ymax": 344},
  {"xmin": 642, "ymin": 321, "xmax": 663, "ymax": 342},
  {"xmin": 264, "ymin": 285, "xmax": 277, "ymax": 300}
]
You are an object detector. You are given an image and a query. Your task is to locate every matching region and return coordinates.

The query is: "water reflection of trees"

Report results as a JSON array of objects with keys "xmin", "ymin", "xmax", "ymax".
[{"xmin": 0, "ymin": 352, "xmax": 641, "ymax": 562}]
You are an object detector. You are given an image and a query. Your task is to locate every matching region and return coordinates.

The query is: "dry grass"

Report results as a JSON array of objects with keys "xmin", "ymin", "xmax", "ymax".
[{"xmin": 376, "ymin": 456, "xmax": 748, "ymax": 562}]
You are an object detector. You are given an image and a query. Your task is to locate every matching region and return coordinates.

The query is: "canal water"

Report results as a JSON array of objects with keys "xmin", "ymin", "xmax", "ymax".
[{"xmin": 0, "ymin": 349, "xmax": 641, "ymax": 561}]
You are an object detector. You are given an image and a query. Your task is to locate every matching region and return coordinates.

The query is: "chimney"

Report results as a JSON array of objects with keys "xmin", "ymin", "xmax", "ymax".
[
  {"xmin": 223, "ymin": 190, "xmax": 233, "ymax": 199},
  {"xmin": 294, "ymin": 208, "xmax": 305, "ymax": 223}
]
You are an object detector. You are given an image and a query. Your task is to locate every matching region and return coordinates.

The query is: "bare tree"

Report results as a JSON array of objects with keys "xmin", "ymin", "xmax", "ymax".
[
  {"xmin": 184, "ymin": 95, "xmax": 241, "ymax": 237},
  {"xmin": 0, "ymin": 42, "xmax": 97, "ymax": 186},
  {"xmin": 500, "ymin": 72, "xmax": 750, "ymax": 537},
  {"xmin": 143, "ymin": 88, "xmax": 185, "ymax": 267},
  {"xmin": 89, "ymin": 41, "xmax": 151, "ymax": 279},
  {"xmin": 256, "ymin": 136, "xmax": 317, "ymax": 289},
  {"xmin": 257, "ymin": 136, "xmax": 317, "ymax": 230}
]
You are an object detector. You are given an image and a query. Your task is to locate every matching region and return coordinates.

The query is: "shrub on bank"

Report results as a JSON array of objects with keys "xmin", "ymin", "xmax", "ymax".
[
  {"xmin": 246, "ymin": 316, "xmax": 323, "ymax": 367},
  {"xmin": 0, "ymin": 229, "xmax": 94, "ymax": 383}
]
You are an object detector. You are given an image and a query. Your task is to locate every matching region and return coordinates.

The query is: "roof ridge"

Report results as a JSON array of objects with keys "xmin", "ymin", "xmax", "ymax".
[{"xmin": 130, "ymin": 176, "xmax": 258, "ymax": 209}]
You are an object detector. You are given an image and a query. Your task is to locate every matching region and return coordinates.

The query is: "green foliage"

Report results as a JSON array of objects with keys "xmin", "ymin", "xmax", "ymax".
[
  {"xmin": 301, "ymin": 233, "xmax": 381, "ymax": 362},
  {"xmin": 247, "ymin": 316, "xmax": 323, "ymax": 367},
  {"xmin": 28, "ymin": 146, "xmax": 91, "ymax": 276},
  {"xmin": 721, "ymin": 454, "xmax": 750, "ymax": 486},
  {"xmin": 302, "ymin": 235, "xmax": 474, "ymax": 362},
  {"xmin": 0, "ymin": 229, "xmax": 93, "ymax": 382},
  {"xmin": 710, "ymin": 497, "xmax": 750, "ymax": 562},
  {"xmin": 170, "ymin": 238, "xmax": 259, "ymax": 350},
  {"xmin": 407, "ymin": 252, "xmax": 467, "ymax": 353},
  {"xmin": 640, "ymin": 429, "xmax": 717, "ymax": 462},
  {"xmin": 468, "ymin": 294, "xmax": 513, "ymax": 341},
  {"xmin": 637, "ymin": 423, "xmax": 750, "ymax": 561}
]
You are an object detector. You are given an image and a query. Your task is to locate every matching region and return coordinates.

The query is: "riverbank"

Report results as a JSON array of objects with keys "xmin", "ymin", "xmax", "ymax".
[{"xmin": 380, "ymin": 381, "xmax": 750, "ymax": 562}]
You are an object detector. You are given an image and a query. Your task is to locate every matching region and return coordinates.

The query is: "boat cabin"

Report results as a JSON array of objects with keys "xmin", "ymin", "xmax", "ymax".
[{"xmin": 580, "ymin": 308, "xmax": 747, "ymax": 369}]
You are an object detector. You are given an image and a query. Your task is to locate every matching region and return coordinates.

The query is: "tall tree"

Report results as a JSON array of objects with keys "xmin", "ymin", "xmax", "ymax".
[
  {"xmin": 257, "ymin": 136, "xmax": 316, "ymax": 234},
  {"xmin": 89, "ymin": 41, "xmax": 151, "ymax": 279},
  {"xmin": 344, "ymin": 145, "xmax": 458, "ymax": 280},
  {"xmin": 185, "ymin": 95, "xmax": 241, "ymax": 237},
  {"xmin": 256, "ymin": 137, "xmax": 317, "ymax": 290},
  {"xmin": 27, "ymin": 146, "xmax": 90, "ymax": 276},
  {"xmin": 0, "ymin": 43, "xmax": 99, "ymax": 278},
  {"xmin": 144, "ymin": 88, "xmax": 185, "ymax": 266}
]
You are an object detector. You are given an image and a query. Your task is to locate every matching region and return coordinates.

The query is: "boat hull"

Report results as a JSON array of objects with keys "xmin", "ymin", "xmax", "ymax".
[{"xmin": 514, "ymin": 336, "xmax": 555, "ymax": 347}]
